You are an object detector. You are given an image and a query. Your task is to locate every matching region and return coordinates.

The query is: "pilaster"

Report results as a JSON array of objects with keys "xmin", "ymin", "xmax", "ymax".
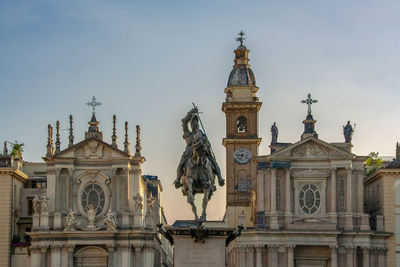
[
  {"xmin": 50, "ymin": 245, "xmax": 62, "ymax": 266},
  {"xmin": 287, "ymin": 245, "xmax": 295, "ymax": 267},
  {"xmin": 344, "ymin": 168, "xmax": 353, "ymax": 230},
  {"xmin": 40, "ymin": 246, "xmax": 48, "ymax": 267},
  {"xmin": 362, "ymin": 247, "xmax": 370, "ymax": 267},
  {"xmin": 330, "ymin": 168, "xmax": 337, "ymax": 224},
  {"xmin": 255, "ymin": 246, "xmax": 263, "ymax": 267},
  {"xmin": 67, "ymin": 245, "xmax": 75, "ymax": 267},
  {"xmin": 330, "ymin": 245, "xmax": 338, "ymax": 267},
  {"xmin": 121, "ymin": 243, "xmax": 132, "ymax": 266},
  {"xmin": 267, "ymin": 245, "xmax": 279, "ymax": 267},
  {"xmin": 107, "ymin": 244, "xmax": 115, "ymax": 267},
  {"xmin": 285, "ymin": 168, "xmax": 292, "ymax": 225},
  {"xmin": 270, "ymin": 169, "xmax": 279, "ymax": 229}
]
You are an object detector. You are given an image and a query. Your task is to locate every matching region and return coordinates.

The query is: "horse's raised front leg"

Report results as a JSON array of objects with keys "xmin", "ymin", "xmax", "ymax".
[
  {"xmin": 186, "ymin": 177, "xmax": 198, "ymax": 221},
  {"xmin": 200, "ymin": 188, "xmax": 210, "ymax": 222}
]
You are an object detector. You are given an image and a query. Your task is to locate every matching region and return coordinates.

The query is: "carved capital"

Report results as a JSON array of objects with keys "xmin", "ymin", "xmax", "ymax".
[
  {"xmin": 66, "ymin": 244, "xmax": 75, "ymax": 253},
  {"xmin": 133, "ymin": 245, "xmax": 142, "ymax": 252},
  {"xmin": 40, "ymin": 246, "xmax": 49, "ymax": 253},
  {"xmin": 106, "ymin": 244, "xmax": 115, "ymax": 251},
  {"xmin": 120, "ymin": 243, "xmax": 130, "ymax": 249},
  {"xmin": 50, "ymin": 244, "xmax": 62, "ymax": 250},
  {"xmin": 68, "ymin": 168, "xmax": 74, "ymax": 178}
]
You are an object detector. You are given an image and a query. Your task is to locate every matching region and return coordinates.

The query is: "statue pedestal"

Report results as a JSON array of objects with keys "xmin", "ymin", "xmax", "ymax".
[{"xmin": 167, "ymin": 220, "xmax": 233, "ymax": 267}]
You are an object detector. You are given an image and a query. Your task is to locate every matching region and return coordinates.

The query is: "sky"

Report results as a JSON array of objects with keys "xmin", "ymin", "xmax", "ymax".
[{"xmin": 1, "ymin": 0, "xmax": 400, "ymax": 223}]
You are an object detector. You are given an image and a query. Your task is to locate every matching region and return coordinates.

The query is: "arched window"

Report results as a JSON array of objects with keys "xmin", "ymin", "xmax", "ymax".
[{"xmin": 237, "ymin": 116, "xmax": 247, "ymax": 133}]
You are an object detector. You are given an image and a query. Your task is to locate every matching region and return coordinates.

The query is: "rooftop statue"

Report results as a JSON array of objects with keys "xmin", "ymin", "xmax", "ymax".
[
  {"xmin": 174, "ymin": 105, "xmax": 225, "ymax": 222},
  {"xmin": 343, "ymin": 121, "xmax": 355, "ymax": 143},
  {"xmin": 271, "ymin": 122, "xmax": 278, "ymax": 143}
]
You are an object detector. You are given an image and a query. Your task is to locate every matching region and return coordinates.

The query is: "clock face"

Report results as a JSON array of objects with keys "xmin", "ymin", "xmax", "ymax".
[{"xmin": 234, "ymin": 147, "xmax": 252, "ymax": 164}]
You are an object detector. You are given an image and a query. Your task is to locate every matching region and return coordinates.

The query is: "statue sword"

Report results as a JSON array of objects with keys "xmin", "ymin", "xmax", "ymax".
[{"xmin": 192, "ymin": 102, "xmax": 216, "ymax": 158}]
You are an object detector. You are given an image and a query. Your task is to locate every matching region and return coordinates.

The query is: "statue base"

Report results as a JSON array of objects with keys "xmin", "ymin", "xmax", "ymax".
[{"xmin": 166, "ymin": 220, "xmax": 233, "ymax": 267}]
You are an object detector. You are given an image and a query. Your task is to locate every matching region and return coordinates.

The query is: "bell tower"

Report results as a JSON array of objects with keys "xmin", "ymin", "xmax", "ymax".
[{"xmin": 222, "ymin": 32, "xmax": 262, "ymax": 227}]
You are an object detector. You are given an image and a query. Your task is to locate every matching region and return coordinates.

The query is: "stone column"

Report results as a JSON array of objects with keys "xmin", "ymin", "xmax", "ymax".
[
  {"xmin": 330, "ymin": 168, "xmax": 337, "ymax": 223},
  {"xmin": 271, "ymin": 169, "xmax": 276, "ymax": 212},
  {"xmin": 144, "ymin": 245, "xmax": 155, "ymax": 267},
  {"xmin": 267, "ymin": 245, "xmax": 278, "ymax": 267},
  {"xmin": 330, "ymin": 246, "xmax": 338, "ymax": 267},
  {"xmin": 40, "ymin": 246, "xmax": 48, "ymax": 267},
  {"xmin": 107, "ymin": 245, "xmax": 115, "ymax": 267},
  {"xmin": 362, "ymin": 247, "xmax": 370, "ymax": 267},
  {"xmin": 346, "ymin": 247, "xmax": 354, "ymax": 267},
  {"xmin": 257, "ymin": 170, "xmax": 264, "ymax": 212},
  {"xmin": 67, "ymin": 245, "xmax": 74, "ymax": 267},
  {"xmin": 287, "ymin": 245, "xmax": 295, "ymax": 267},
  {"xmin": 60, "ymin": 246, "xmax": 68, "ymax": 267},
  {"xmin": 121, "ymin": 244, "xmax": 131, "ymax": 266},
  {"xmin": 68, "ymin": 168, "xmax": 74, "ymax": 210},
  {"xmin": 246, "ymin": 246, "xmax": 254, "ymax": 267},
  {"xmin": 30, "ymin": 246, "xmax": 41, "ymax": 267},
  {"xmin": 51, "ymin": 245, "xmax": 61, "ymax": 266},
  {"xmin": 377, "ymin": 248, "xmax": 386, "ymax": 267},
  {"xmin": 256, "ymin": 246, "xmax": 263, "ymax": 267},
  {"xmin": 345, "ymin": 168, "xmax": 353, "ymax": 230},
  {"xmin": 285, "ymin": 168, "xmax": 292, "ymax": 224},
  {"xmin": 357, "ymin": 171, "xmax": 364, "ymax": 213},
  {"xmin": 270, "ymin": 169, "xmax": 279, "ymax": 229},
  {"xmin": 134, "ymin": 246, "xmax": 143, "ymax": 266},
  {"xmin": 55, "ymin": 168, "xmax": 61, "ymax": 211}
]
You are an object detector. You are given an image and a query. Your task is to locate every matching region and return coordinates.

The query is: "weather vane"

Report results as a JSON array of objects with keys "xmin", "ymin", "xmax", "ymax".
[
  {"xmin": 236, "ymin": 30, "xmax": 246, "ymax": 46},
  {"xmin": 86, "ymin": 96, "xmax": 102, "ymax": 116},
  {"xmin": 301, "ymin": 93, "xmax": 318, "ymax": 115}
]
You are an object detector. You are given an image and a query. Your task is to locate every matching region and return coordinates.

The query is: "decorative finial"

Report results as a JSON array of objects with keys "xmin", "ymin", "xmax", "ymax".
[
  {"xmin": 55, "ymin": 121, "xmax": 61, "ymax": 154},
  {"xmin": 86, "ymin": 96, "xmax": 102, "ymax": 116},
  {"xmin": 68, "ymin": 115, "xmax": 74, "ymax": 147},
  {"xmin": 236, "ymin": 31, "xmax": 246, "ymax": 46},
  {"xmin": 135, "ymin": 125, "xmax": 141, "ymax": 156},
  {"xmin": 124, "ymin": 121, "xmax": 130, "ymax": 154},
  {"xmin": 46, "ymin": 124, "xmax": 54, "ymax": 157},
  {"xmin": 3, "ymin": 141, "xmax": 8, "ymax": 156},
  {"xmin": 111, "ymin": 115, "xmax": 118, "ymax": 148},
  {"xmin": 301, "ymin": 93, "xmax": 318, "ymax": 115}
]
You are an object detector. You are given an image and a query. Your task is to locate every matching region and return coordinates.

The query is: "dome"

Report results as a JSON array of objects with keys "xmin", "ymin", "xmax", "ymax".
[{"xmin": 227, "ymin": 66, "xmax": 256, "ymax": 87}]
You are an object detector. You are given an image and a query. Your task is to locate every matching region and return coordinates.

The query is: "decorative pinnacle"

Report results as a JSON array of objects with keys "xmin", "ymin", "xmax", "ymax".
[
  {"xmin": 68, "ymin": 115, "xmax": 74, "ymax": 147},
  {"xmin": 236, "ymin": 31, "xmax": 246, "ymax": 46},
  {"xmin": 46, "ymin": 124, "xmax": 54, "ymax": 157},
  {"xmin": 55, "ymin": 120, "xmax": 61, "ymax": 154},
  {"xmin": 124, "ymin": 121, "xmax": 130, "ymax": 154},
  {"xmin": 135, "ymin": 125, "xmax": 141, "ymax": 156},
  {"xmin": 301, "ymin": 93, "xmax": 318, "ymax": 115},
  {"xmin": 86, "ymin": 96, "xmax": 102, "ymax": 116},
  {"xmin": 111, "ymin": 115, "xmax": 117, "ymax": 148}
]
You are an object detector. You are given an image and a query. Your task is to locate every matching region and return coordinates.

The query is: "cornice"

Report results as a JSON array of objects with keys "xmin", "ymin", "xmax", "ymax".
[{"xmin": 222, "ymin": 102, "xmax": 262, "ymax": 112}]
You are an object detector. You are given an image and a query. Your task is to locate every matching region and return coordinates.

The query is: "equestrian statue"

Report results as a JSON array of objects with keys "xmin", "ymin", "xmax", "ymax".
[{"xmin": 174, "ymin": 105, "xmax": 225, "ymax": 222}]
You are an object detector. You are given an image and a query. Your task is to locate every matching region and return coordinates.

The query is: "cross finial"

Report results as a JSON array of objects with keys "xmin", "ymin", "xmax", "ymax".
[
  {"xmin": 301, "ymin": 93, "xmax": 318, "ymax": 115},
  {"xmin": 86, "ymin": 96, "xmax": 102, "ymax": 115},
  {"xmin": 236, "ymin": 31, "xmax": 246, "ymax": 46}
]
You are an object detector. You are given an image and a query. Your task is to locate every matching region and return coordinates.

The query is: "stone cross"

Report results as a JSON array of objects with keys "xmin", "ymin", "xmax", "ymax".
[
  {"xmin": 301, "ymin": 93, "xmax": 318, "ymax": 115},
  {"xmin": 236, "ymin": 31, "xmax": 246, "ymax": 46},
  {"xmin": 86, "ymin": 96, "xmax": 102, "ymax": 115}
]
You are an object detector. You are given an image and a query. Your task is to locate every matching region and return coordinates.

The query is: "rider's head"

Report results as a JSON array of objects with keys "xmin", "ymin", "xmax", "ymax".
[{"xmin": 190, "ymin": 114, "xmax": 199, "ymax": 131}]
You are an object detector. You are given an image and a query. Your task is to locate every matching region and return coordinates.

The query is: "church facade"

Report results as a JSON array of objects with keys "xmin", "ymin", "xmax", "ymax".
[
  {"xmin": 1, "ymin": 105, "xmax": 173, "ymax": 267},
  {"xmin": 223, "ymin": 36, "xmax": 389, "ymax": 266}
]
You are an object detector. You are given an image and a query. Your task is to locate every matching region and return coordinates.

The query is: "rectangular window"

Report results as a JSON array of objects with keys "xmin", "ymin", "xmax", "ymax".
[{"xmin": 27, "ymin": 197, "xmax": 33, "ymax": 216}]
